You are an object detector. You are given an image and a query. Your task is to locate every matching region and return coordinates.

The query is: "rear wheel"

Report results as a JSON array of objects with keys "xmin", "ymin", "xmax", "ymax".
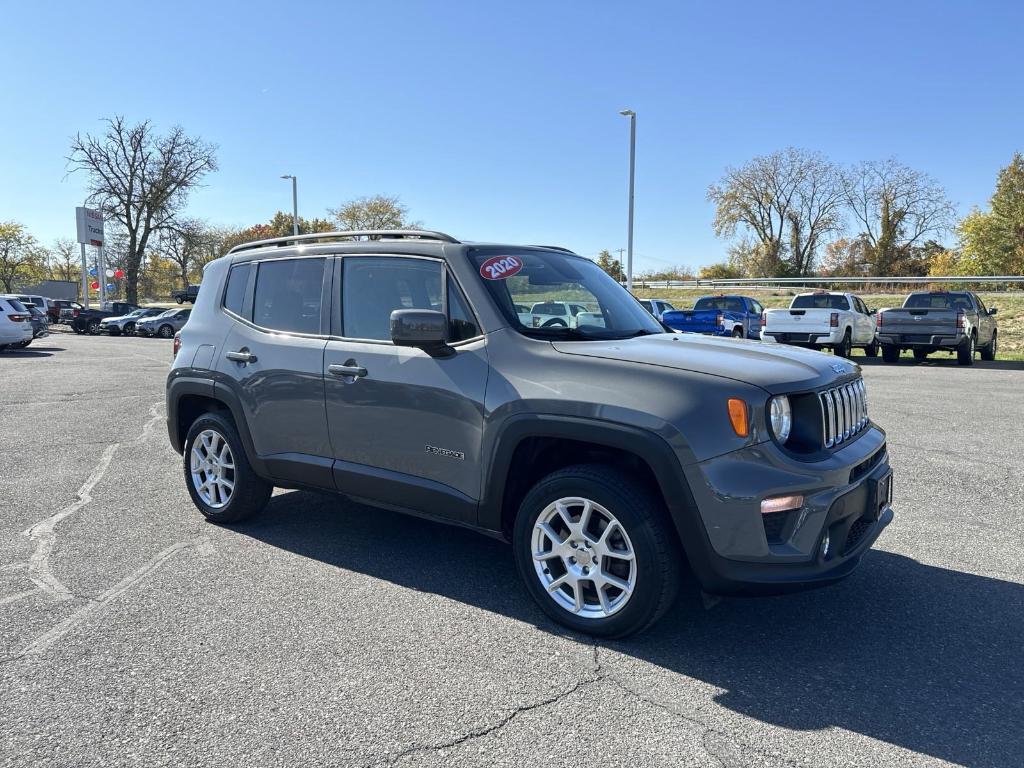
[
  {"xmin": 834, "ymin": 329, "xmax": 852, "ymax": 358},
  {"xmin": 980, "ymin": 332, "xmax": 997, "ymax": 361},
  {"xmin": 881, "ymin": 345, "xmax": 899, "ymax": 363},
  {"xmin": 183, "ymin": 412, "xmax": 271, "ymax": 524},
  {"xmin": 87, "ymin": 319, "xmax": 101, "ymax": 335},
  {"xmin": 513, "ymin": 464, "xmax": 682, "ymax": 638},
  {"xmin": 957, "ymin": 334, "xmax": 976, "ymax": 366}
]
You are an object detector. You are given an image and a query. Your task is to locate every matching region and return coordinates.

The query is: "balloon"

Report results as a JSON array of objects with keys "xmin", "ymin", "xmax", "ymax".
[
  {"xmin": 114, "ymin": 269, "xmax": 124, "ymax": 279},
  {"xmin": 106, "ymin": 283, "xmax": 115, "ymax": 291},
  {"xmin": 88, "ymin": 267, "xmax": 97, "ymax": 277},
  {"xmin": 105, "ymin": 269, "xmax": 114, "ymax": 278},
  {"xmin": 90, "ymin": 281, "xmax": 99, "ymax": 290}
]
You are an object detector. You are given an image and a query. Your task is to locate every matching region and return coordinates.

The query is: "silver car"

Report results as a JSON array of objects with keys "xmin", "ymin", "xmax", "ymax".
[{"xmin": 137, "ymin": 308, "xmax": 191, "ymax": 338}]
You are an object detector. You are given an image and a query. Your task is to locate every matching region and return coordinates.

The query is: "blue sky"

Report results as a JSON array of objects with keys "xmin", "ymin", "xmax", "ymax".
[{"xmin": 2, "ymin": 0, "xmax": 1021, "ymax": 273}]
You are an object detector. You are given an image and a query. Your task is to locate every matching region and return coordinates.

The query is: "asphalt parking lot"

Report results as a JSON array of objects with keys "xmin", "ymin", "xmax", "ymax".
[{"xmin": 1, "ymin": 333, "xmax": 1022, "ymax": 768}]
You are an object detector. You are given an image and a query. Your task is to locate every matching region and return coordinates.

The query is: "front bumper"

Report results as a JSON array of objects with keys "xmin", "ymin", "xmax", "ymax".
[{"xmin": 680, "ymin": 426, "xmax": 893, "ymax": 596}]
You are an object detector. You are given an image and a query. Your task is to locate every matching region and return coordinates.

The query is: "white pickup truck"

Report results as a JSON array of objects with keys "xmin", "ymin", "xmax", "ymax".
[{"xmin": 760, "ymin": 291, "xmax": 878, "ymax": 357}]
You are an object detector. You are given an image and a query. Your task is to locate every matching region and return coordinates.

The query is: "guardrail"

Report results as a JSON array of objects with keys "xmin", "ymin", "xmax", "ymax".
[{"xmin": 624, "ymin": 275, "xmax": 1024, "ymax": 290}]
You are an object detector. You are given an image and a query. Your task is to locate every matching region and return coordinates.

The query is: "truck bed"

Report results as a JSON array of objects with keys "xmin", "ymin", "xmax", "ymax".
[{"xmin": 662, "ymin": 309, "xmax": 721, "ymax": 334}]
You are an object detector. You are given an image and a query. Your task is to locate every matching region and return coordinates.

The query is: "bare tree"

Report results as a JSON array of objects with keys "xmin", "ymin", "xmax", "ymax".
[
  {"xmin": 157, "ymin": 219, "xmax": 208, "ymax": 289},
  {"xmin": 843, "ymin": 159, "xmax": 956, "ymax": 275},
  {"xmin": 328, "ymin": 195, "xmax": 419, "ymax": 232},
  {"xmin": 67, "ymin": 117, "xmax": 218, "ymax": 303},
  {"xmin": 708, "ymin": 148, "xmax": 846, "ymax": 276},
  {"xmin": 49, "ymin": 238, "xmax": 80, "ymax": 282}
]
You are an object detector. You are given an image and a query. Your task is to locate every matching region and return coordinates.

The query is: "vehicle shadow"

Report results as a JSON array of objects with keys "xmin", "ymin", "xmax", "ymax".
[
  {"xmin": 856, "ymin": 356, "xmax": 1024, "ymax": 371},
  {"xmin": 238, "ymin": 490, "xmax": 1022, "ymax": 768},
  {"xmin": 0, "ymin": 347, "xmax": 60, "ymax": 357}
]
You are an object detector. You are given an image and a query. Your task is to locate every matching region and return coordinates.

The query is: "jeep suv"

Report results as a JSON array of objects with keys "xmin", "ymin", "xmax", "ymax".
[{"xmin": 167, "ymin": 230, "xmax": 894, "ymax": 637}]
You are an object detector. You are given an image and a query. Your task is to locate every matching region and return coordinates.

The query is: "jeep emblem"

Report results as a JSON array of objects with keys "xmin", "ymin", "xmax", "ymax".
[{"xmin": 831, "ymin": 363, "xmax": 848, "ymax": 374}]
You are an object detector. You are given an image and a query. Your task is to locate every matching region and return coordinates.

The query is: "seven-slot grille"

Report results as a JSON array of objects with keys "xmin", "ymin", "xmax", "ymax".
[{"xmin": 819, "ymin": 378, "xmax": 868, "ymax": 448}]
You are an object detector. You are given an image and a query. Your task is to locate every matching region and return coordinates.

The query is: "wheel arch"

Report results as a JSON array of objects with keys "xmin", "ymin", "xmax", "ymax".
[{"xmin": 167, "ymin": 375, "xmax": 263, "ymax": 473}]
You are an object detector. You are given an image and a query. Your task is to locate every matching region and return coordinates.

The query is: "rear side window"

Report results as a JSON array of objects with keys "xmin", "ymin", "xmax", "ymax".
[
  {"xmin": 223, "ymin": 263, "xmax": 252, "ymax": 317},
  {"xmin": 791, "ymin": 294, "xmax": 850, "ymax": 311},
  {"xmin": 253, "ymin": 258, "xmax": 325, "ymax": 334}
]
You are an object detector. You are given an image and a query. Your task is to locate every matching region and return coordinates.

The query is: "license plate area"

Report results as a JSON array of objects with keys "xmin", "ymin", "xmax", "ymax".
[{"xmin": 872, "ymin": 471, "xmax": 893, "ymax": 519}]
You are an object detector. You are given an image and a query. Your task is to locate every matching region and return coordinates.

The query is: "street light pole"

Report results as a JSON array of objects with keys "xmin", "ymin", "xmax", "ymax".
[
  {"xmin": 281, "ymin": 175, "xmax": 299, "ymax": 236},
  {"xmin": 619, "ymin": 110, "xmax": 636, "ymax": 293}
]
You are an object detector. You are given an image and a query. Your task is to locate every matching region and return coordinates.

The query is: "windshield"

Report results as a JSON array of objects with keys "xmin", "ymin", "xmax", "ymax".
[
  {"xmin": 903, "ymin": 293, "xmax": 972, "ymax": 310},
  {"xmin": 471, "ymin": 248, "xmax": 664, "ymax": 339},
  {"xmin": 791, "ymin": 294, "xmax": 850, "ymax": 310},
  {"xmin": 694, "ymin": 296, "xmax": 745, "ymax": 312}
]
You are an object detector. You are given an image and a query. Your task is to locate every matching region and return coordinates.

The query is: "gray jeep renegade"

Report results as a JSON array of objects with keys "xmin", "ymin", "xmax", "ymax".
[{"xmin": 167, "ymin": 230, "xmax": 894, "ymax": 637}]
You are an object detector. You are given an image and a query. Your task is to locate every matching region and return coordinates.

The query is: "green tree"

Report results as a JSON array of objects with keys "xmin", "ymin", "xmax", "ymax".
[
  {"xmin": 595, "ymin": 249, "xmax": 622, "ymax": 280},
  {"xmin": 0, "ymin": 222, "xmax": 45, "ymax": 291},
  {"xmin": 328, "ymin": 195, "xmax": 419, "ymax": 232},
  {"xmin": 957, "ymin": 153, "xmax": 1024, "ymax": 275},
  {"xmin": 698, "ymin": 262, "xmax": 744, "ymax": 280}
]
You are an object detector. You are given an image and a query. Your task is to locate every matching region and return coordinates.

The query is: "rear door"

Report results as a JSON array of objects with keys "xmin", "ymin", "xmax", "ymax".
[
  {"xmin": 323, "ymin": 255, "xmax": 488, "ymax": 524},
  {"xmin": 215, "ymin": 256, "xmax": 334, "ymax": 488}
]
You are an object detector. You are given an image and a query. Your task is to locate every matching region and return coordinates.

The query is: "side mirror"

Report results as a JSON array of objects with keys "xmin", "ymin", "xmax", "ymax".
[
  {"xmin": 390, "ymin": 309, "xmax": 450, "ymax": 353},
  {"xmin": 989, "ymin": 307, "xmax": 998, "ymax": 315}
]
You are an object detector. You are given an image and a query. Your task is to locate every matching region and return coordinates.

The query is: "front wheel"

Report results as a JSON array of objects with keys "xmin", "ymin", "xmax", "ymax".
[
  {"xmin": 731, "ymin": 326, "xmax": 744, "ymax": 338},
  {"xmin": 513, "ymin": 464, "xmax": 682, "ymax": 638},
  {"xmin": 980, "ymin": 333, "xmax": 997, "ymax": 361},
  {"xmin": 184, "ymin": 412, "xmax": 271, "ymax": 524},
  {"xmin": 123, "ymin": 322, "xmax": 136, "ymax": 335},
  {"xmin": 13, "ymin": 340, "xmax": 31, "ymax": 349},
  {"xmin": 863, "ymin": 341, "xmax": 878, "ymax": 357},
  {"xmin": 158, "ymin": 324, "xmax": 175, "ymax": 339}
]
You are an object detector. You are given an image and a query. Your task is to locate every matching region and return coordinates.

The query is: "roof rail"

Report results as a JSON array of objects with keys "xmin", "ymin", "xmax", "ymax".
[
  {"xmin": 227, "ymin": 229, "xmax": 460, "ymax": 255},
  {"xmin": 529, "ymin": 245, "xmax": 578, "ymax": 254}
]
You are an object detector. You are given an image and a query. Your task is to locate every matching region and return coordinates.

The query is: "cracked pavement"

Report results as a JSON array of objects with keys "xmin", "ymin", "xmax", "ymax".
[{"xmin": 1, "ymin": 334, "xmax": 1022, "ymax": 767}]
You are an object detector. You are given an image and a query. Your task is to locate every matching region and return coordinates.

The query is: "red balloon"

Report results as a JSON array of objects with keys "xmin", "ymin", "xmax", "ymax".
[
  {"xmin": 90, "ymin": 281, "xmax": 100, "ymax": 290},
  {"xmin": 114, "ymin": 269, "xmax": 124, "ymax": 279}
]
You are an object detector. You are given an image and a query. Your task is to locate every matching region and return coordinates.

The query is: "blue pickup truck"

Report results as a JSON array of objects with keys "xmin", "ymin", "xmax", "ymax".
[{"xmin": 662, "ymin": 295, "xmax": 764, "ymax": 339}]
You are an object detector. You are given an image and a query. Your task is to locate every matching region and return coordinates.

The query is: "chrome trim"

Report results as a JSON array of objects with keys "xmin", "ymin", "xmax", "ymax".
[{"xmin": 818, "ymin": 377, "xmax": 869, "ymax": 449}]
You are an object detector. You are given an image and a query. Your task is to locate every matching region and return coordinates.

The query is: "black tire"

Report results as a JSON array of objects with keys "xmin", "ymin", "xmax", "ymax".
[
  {"xmin": 980, "ymin": 332, "xmax": 997, "ymax": 361},
  {"xmin": 124, "ymin": 322, "xmax": 136, "ymax": 335},
  {"xmin": 176, "ymin": 296, "xmax": 184, "ymax": 304},
  {"xmin": 834, "ymin": 329, "xmax": 852, "ymax": 358},
  {"xmin": 863, "ymin": 341, "xmax": 878, "ymax": 357},
  {"xmin": 913, "ymin": 349, "xmax": 929, "ymax": 361},
  {"xmin": 183, "ymin": 412, "xmax": 272, "ymax": 524},
  {"xmin": 13, "ymin": 340, "xmax": 31, "ymax": 349},
  {"xmin": 731, "ymin": 326, "xmax": 744, "ymax": 338},
  {"xmin": 881, "ymin": 344, "xmax": 899, "ymax": 363},
  {"xmin": 158, "ymin": 324, "xmax": 175, "ymax": 339},
  {"xmin": 87, "ymin": 319, "xmax": 101, "ymax": 335},
  {"xmin": 513, "ymin": 463, "xmax": 682, "ymax": 638},
  {"xmin": 957, "ymin": 334, "xmax": 976, "ymax": 366}
]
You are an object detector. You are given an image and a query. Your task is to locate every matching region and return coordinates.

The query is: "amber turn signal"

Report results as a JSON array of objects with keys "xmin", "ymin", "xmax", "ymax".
[{"xmin": 727, "ymin": 398, "xmax": 749, "ymax": 437}]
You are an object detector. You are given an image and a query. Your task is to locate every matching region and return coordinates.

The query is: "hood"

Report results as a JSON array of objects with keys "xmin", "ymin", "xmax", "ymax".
[{"xmin": 552, "ymin": 333, "xmax": 859, "ymax": 394}]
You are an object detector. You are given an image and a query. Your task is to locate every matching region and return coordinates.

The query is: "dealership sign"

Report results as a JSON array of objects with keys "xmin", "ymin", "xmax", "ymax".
[{"xmin": 75, "ymin": 207, "xmax": 104, "ymax": 246}]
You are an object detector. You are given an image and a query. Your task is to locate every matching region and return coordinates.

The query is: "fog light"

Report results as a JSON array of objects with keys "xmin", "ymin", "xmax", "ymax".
[
  {"xmin": 820, "ymin": 531, "xmax": 831, "ymax": 559},
  {"xmin": 760, "ymin": 494, "xmax": 804, "ymax": 514}
]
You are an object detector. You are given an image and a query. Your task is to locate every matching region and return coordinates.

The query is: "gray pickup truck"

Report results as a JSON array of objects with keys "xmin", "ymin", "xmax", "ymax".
[
  {"xmin": 167, "ymin": 229, "xmax": 894, "ymax": 637},
  {"xmin": 876, "ymin": 291, "xmax": 998, "ymax": 365}
]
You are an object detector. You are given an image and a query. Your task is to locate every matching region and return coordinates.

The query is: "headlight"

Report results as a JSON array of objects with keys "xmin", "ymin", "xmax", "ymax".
[{"xmin": 769, "ymin": 395, "xmax": 792, "ymax": 443}]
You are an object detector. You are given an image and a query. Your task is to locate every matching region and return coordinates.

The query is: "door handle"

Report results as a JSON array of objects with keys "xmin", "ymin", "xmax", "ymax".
[
  {"xmin": 328, "ymin": 364, "xmax": 368, "ymax": 378},
  {"xmin": 226, "ymin": 349, "xmax": 257, "ymax": 363}
]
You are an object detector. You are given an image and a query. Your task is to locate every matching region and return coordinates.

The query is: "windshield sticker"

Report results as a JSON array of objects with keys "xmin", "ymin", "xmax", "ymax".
[{"xmin": 480, "ymin": 255, "xmax": 524, "ymax": 280}]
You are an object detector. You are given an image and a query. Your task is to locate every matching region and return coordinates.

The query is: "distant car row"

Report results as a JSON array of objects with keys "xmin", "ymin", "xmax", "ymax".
[
  {"xmin": 645, "ymin": 290, "xmax": 999, "ymax": 366},
  {"xmin": 0, "ymin": 295, "xmax": 50, "ymax": 350}
]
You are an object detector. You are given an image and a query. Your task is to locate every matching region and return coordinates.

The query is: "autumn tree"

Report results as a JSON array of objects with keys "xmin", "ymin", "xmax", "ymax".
[
  {"xmin": 817, "ymin": 236, "xmax": 871, "ymax": 277},
  {"xmin": 957, "ymin": 153, "xmax": 1024, "ymax": 275},
  {"xmin": 698, "ymin": 262, "xmax": 744, "ymax": 280},
  {"xmin": 708, "ymin": 148, "xmax": 846, "ymax": 277},
  {"xmin": 328, "ymin": 195, "xmax": 419, "ymax": 232},
  {"xmin": 67, "ymin": 117, "xmax": 218, "ymax": 303},
  {"xmin": 843, "ymin": 158, "xmax": 955, "ymax": 276},
  {"xmin": 0, "ymin": 222, "xmax": 45, "ymax": 291}
]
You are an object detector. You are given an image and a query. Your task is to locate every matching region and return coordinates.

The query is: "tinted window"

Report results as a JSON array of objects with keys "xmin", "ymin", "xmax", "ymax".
[
  {"xmin": 7, "ymin": 299, "xmax": 27, "ymax": 312},
  {"xmin": 639, "ymin": 300, "xmax": 653, "ymax": 313},
  {"xmin": 447, "ymin": 283, "xmax": 479, "ymax": 342},
  {"xmin": 694, "ymin": 297, "xmax": 744, "ymax": 312},
  {"xmin": 903, "ymin": 293, "xmax": 972, "ymax": 310},
  {"xmin": 343, "ymin": 257, "xmax": 442, "ymax": 341},
  {"xmin": 662, "ymin": 302, "xmax": 676, "ymax": 311},
  {"xmin": 791, "ymin": 294, "xmax": 850, "ymax": 310},
  {"xmin": 253, "ymin": 258, "xmax": 325, "ymax": 334},
  {"xmin": 223, "ymin": 263, "xmax": 251, "ymax": 317}
]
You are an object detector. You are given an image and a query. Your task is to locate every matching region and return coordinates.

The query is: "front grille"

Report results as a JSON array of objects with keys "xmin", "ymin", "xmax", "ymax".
[
  {"xmin": 819, "ymin": 378, "xmax": 868, "ymax": 448},
  {"xmin": 842, "ymin": 517, "xmax": 873, "ymax": 555}
]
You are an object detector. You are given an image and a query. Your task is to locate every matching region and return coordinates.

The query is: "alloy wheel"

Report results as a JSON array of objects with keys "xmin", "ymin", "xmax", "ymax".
[
  {"xmin": 189, "ymin": 429, "xmax": 235, "ymax": 509},
  {"xmin": 531, "ymin": 497, "xmax": 637, "ymax": 619}
]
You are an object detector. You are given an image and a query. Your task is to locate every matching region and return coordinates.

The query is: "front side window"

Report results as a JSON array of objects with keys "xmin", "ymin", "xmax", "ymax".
[
  {"xmin": 253, "ymin": 258, "xmax": 325, "ymax": 335},
  {"xmin": 343, "ymin": 257, "xmax": 442, "ymax": 341},
  {"xmin": 471, "ymin": 248, "xmax": 663, "ymax": 339}
]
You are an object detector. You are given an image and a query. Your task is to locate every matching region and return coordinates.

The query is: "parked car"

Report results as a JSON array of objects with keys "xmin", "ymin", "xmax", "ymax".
[
  {"xmin": 26, "ymin": 305, "xmax": 50, "ymax": 339},
  {"xmin": 875, "ymin": 290, "xmax": 998, "ymax": 365},
  {"xmin": 64, "ymin": 301, "xmax": 141, "ymax": 334},
  {"xmin": 761, "ymin": 291, "xmax": 877, "ymax": 357},
  {"xmin": 137, "ymin": 308, "xmax": 191, "ymax": 338},
  {"xmin": 173, "ymin": 285, "xmax": 201, "ymax": 304},
  {"xmin": 662, "ymin": 295, "xmax": 764, "ymax": 338},
  {"xmin": 637, "ymin": 298, "xmax": 677, "ymax": 321},
  {"xmin": 522, "ymin": 301, "xmax": 596, "ymax": 329},
  {"xmin": 167, "ymin": 229, "xmax": 894, "ymax": 638},
  {"xmin": 14, "ymin": 294, "xmax": 52, "ymax": 315},
  {"xmin": 0, "ymin": 296, "xmax": 34, "ymax": 351},
  {"xmin": 99, "ymin": 307, "xmax": 168, "ymax": 336},
  {"xmin": 47, "ymin": 300, "xmax": 81, "ymax": 324}
]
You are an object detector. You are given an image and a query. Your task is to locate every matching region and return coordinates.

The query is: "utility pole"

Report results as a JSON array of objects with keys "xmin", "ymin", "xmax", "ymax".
[
  {"xmin": 281, "ymin": 175, "xmax": 299, "ymax": 235},
  {"xmin": 619, "ymin": 110, "xmax": 636, "ymax": 293}
]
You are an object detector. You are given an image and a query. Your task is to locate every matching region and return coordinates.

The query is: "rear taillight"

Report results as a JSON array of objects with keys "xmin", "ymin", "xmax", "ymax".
[
  {"xmin": 72, "ymin": 309, "xmax": 80, "ymax": 317},
  {"xmin": 716, "ymin": 312, "xmax": 723, "ymax": 327},
  {"xmin": 761, "ymin": 311, "xmax": 766, "ymax": 328},
  {"xmin": 172, "ymin": 332, "xmax": 182, "ymax": 358},
  {"xmin": 956, "ymin": 311, "xmax": 964, "ymax": 329},
  {"xmin": 876, "ymin": 312, "xmax": 882, "ymax": 328},
  {"xmin": 7, "ymin": 314, "xmax": 29, "ymax": 322},
  {"xmin": 830, "ymin": 312, "xmax": 839, "ymax": 327}
]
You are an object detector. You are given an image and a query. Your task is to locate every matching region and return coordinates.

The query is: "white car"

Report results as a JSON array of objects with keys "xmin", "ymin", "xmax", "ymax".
[
  {"xmin": 761, "ymin": 291, "xmax": 878, "ymax": 357},
  {"xmin": 638, "ymin": 298, "xmax": 677, "ymax": 321},
  {"xmin": 0, "ymin": 296, "xmax": 35, "ymax": 350},
  {"xmin": 523, "ymin": 301, "xmax": 596, "ymax": 329}
]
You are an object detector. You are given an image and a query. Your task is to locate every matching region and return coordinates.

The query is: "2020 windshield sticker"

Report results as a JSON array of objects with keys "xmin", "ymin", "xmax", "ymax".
[{"xmin": 479, "ymin": 255, "xmax": 523, "ymax": 280}]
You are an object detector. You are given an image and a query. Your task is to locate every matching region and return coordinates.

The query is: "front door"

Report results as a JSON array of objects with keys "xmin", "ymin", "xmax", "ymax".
[
  {"xmin": 215, "ymin": 256, "xmax": 333, "ymax": 487},
  {"xmin": 323, "ymin": 255, "xmax": 488, "ymax": 524}
]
